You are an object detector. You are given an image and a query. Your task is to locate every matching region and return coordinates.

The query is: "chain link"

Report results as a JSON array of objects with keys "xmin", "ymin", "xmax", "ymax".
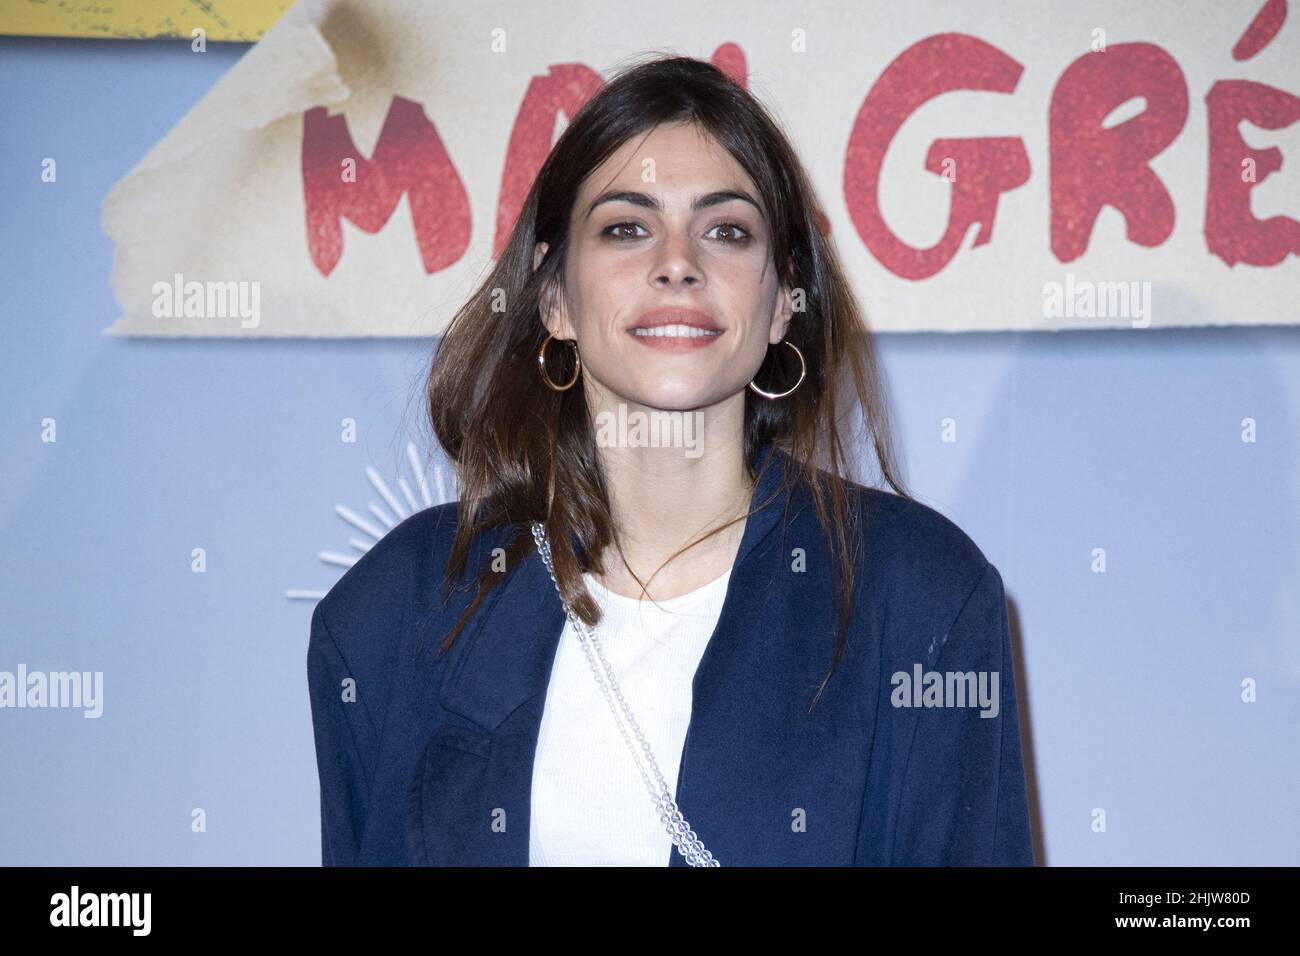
[{"xmin": 529, "ymin": 521, "xmax": 719, "ymax": 867}]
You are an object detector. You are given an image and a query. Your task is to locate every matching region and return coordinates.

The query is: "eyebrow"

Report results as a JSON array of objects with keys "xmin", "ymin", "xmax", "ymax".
[{"xmin": 583, "ymin": 189, "xmax": 764, "ymax": 221}]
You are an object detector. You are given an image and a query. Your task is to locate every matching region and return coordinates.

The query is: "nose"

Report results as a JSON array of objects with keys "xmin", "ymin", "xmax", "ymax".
[
  {"xmin": 650, "ymin": 232, "xmax": 703, "ymax": 288},
  {"xmin": 655, "ymin": 273, "xmax": 699, "ymax": 287}
]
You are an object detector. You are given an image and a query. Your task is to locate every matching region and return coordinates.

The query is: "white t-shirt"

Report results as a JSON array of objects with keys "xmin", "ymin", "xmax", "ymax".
[{"xmin": 528, "ymin": 565, "xmax": 732, "ymax": 866}]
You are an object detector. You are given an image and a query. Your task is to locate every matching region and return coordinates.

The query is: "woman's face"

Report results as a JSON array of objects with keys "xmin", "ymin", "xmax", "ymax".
[{"xmin": 535, "ymin": 121, "xmax": 792, "ymax": 415}]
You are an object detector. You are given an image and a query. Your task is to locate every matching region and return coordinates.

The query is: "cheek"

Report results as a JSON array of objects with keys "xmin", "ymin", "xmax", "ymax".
[
  {"xmin": 715, "ymin": 264, "xmax": 780, "ymax": 334},
  {"xmin": 709, "ymin": 246, "xmax": 775, "ymax": 295},
  {"xmin": 568, "ymin": 253, "xmax": 637, "ymax": 323}
]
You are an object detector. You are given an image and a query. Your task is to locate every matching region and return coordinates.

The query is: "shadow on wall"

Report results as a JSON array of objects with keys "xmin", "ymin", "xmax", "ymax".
[{"xmin": 916, "ymin": 312, "xmax": 1300, "ymax": 866}]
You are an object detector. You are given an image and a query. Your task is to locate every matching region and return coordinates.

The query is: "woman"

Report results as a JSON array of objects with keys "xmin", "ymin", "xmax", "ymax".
[{"xmin": 308, "ymin": 54, "xmax": 1034, "ymax": 867}]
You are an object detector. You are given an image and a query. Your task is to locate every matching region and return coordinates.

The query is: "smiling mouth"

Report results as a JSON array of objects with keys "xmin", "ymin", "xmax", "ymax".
[{"xmin": 630, "ymin": 324, "xmax": 723, "ymax": 339}]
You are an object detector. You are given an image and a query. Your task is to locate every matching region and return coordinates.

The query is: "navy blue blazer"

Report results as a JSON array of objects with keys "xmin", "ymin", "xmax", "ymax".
[{"xmin": 308, "ymin": 442, "xmax": 1035, "ymax": 866}]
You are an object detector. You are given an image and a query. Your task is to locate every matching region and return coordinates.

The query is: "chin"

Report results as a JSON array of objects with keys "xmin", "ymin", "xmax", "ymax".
[{"xmin": 626, "ymin": 383, "xmax": 718, "ymax": 412}]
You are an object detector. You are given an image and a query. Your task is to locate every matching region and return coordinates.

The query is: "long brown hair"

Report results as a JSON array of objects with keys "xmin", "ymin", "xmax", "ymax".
[{"xmin": 426, "ymin": 53, "xmax": 909, "ymax": 710}]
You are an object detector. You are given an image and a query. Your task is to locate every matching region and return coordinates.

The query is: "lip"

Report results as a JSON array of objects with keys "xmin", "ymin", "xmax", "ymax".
[
  {"xmin": 629, "ymin": 307, "xmax": 721, "ymax": 331},
  {"xmin": 626, "ymin": 307, "xmax": 725, "ymax": 352}
]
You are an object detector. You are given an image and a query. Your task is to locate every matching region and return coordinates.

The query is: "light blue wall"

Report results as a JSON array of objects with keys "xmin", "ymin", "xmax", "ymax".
[{"xmin": 2, "ymin": 36, "xmax": 1297, "ymax": 866}]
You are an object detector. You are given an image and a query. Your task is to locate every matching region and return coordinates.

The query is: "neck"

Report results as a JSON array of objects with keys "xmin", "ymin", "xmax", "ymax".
[{"xmin": 585, "ymin": 389, "xmax": 753, "ymax": 599}]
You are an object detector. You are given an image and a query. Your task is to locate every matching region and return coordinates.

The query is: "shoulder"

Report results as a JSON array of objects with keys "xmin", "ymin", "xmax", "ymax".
[
  {"xmin": 309, "ymin": 500, "xmax": 511, "ymax": 684},
  {"xmin": 839, "ymin": 480, "xmax": 1004, "ymax": 662},
  {"xmin": 313, "ymin": 501, "xmax": 460, "ymax": 636},
  {"xmin": 853, "ymin": 483, "xmax": 991, "ymax": 593},
  {"xmin": 791, "ymin": 470, "xmax": 995, "ymax": 633}
]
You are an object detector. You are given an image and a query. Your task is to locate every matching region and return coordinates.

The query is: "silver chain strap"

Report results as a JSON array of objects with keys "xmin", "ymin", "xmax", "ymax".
[{"xmin": 529, "ymin": 521, "xmax": 720, "ymax": 867}]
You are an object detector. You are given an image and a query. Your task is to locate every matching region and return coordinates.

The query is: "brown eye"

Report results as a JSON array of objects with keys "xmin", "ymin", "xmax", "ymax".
[
  {"xmin": 602, "ymin": 222, "xmax": 648, "ymax": 241},
  {"xmin": 707, "ymin": 222, "xmax": 752, "ymax": 244}
]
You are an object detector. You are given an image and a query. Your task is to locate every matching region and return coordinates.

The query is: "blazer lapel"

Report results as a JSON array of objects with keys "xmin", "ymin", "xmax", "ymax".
[{"xmin": 414, "ymin": 441, "xmax": 801, "ymax": 866}]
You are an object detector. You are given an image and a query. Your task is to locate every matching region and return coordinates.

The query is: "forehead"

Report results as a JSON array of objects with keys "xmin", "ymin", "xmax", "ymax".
[{"xmin": 578, "ymin": 122, "xmax": 758, "ymax": 202}]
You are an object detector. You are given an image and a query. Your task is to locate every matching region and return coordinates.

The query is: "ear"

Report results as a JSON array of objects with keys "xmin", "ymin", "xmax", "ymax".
[
  {"xmin": 533, "ymin": 241, "xmax": 574, "ymax": 339},
  {"xmin": 769, "ymin": 282, "xmax": 794, "ymax": 344}
]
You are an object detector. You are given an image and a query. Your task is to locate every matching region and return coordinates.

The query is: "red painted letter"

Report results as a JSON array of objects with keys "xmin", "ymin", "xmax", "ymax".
[
  {"xmin": 844, "ymin": 33, "xmax": 1029, "ymax": 281},
  {"xmin": 1205, "ymin": 79, "xmax": 1300, "ymax": 266},
  {"xmin": 302, "ymin": 96, "xmax": 471, "ymax": 277},
  {"xmin": 1049, "ymin": 44, "xmax": 1188, "ymax": 263},
  {"xmin": 493, "ymin": 64, "xmax": 604, "ymax": 257}
]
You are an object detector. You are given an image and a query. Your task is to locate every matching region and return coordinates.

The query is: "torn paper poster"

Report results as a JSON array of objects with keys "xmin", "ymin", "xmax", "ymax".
[
  {"xmin": 101, "ymin": 0, "xmax": 1300, "ymax": 337},
  {"xmin": 0, "ymin": 0, "xmax": 292, "ymax": 42}
]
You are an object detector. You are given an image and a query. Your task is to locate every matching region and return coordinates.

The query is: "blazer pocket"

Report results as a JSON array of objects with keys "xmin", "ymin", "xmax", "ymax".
[
  {"xmin": 406, "ymin": 720, "xmax": 493, "ymax": 865},
  {"xmin": 424, "ymin": 719, "xmax": 492, "ymax": 758}
]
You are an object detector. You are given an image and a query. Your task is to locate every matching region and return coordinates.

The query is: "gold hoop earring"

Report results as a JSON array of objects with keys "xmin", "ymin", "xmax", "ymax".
[
  {"xmin": 748, "ymin": 340, "xmax": 806, "ymax": 399},
  {"xmin": 538, "ymin": 332, "xmax": 581, "ymax": 391}
]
